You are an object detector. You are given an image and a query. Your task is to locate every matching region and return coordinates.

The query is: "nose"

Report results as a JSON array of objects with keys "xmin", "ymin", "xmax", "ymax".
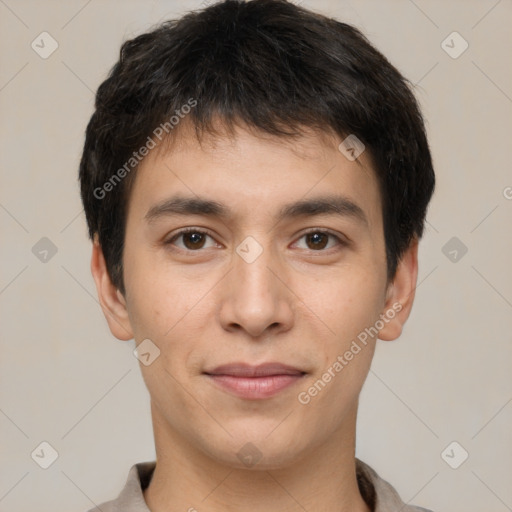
[{"xmin": 218, "ymin": 239, "xmax": 295, "ymax": 339}]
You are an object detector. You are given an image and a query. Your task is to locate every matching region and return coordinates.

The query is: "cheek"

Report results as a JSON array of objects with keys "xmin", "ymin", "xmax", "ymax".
[
  {"xmin": 300, "ymin": 277, "xmax": 381, "ymax": 415},
  {"xmin": 306, "ymin": 267, "xmax": 385, "ymax": 400},
  {"xmin": 317, "ymin": 267, "xmax": 386, "ymax": 341},
  {"xmin": 125, "ymin": 267, "xmax": 214, "ymax": 372},
  {"xmin": 123, "ymin": 248, "xmax": 191, "ymax": 338}
]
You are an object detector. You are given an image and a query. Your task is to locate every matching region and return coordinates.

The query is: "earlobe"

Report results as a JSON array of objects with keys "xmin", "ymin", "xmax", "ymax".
[
  {"xmin": 90, "ymin": 236, "xmax": 133, "ymax": 341},
  {"xmin": 378, "ymin": 238, "xmax": 419, "ymax": 342}
]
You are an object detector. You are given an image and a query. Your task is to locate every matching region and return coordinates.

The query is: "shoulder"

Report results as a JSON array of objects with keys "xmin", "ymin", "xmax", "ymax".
[
  {"xmin": 85, "ymin": 502, "xmax": 115, "ymax": 512},
  {"xmin": 82, "ymin": 461, "xmax": 156, "ymax": 512},
  {"xmin": 356, "ymin": 458, "xmax": 434, "ymax": 512}
]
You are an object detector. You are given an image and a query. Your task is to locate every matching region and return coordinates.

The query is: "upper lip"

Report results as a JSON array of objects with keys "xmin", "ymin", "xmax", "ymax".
[{"xmin": 205, "ymin": 363, "xmax": 306, "ymax": 377}]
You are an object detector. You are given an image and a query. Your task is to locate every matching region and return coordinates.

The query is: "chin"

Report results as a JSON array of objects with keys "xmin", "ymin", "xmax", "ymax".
[{"xmin": 200, "ymin": 429, "xmax": 309, "ymax": 471}]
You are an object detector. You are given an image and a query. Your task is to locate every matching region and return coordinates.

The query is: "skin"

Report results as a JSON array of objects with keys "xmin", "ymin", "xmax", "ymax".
[{"xmin": 91, "ymin": 120, "xmax": 418, "ymax": 512}]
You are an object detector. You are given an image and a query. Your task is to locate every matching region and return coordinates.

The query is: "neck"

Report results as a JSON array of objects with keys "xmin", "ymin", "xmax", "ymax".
[{"xmin": 143, "ymin": 402, "xmax": 371, "ymax": 512}]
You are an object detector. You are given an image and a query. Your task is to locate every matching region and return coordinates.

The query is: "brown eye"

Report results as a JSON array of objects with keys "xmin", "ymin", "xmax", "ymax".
[
  {"xmin": 296, "ymin": 230, "xmax": 344, "ymax": 251},
  {"xmin": 166, "ymin": 229, "xmax": 217, "ymax": 251},
  {"xmin": 182, "ymin": 232, "xmax": 206, "ymax": 250},
  {"xmin": 305, "ymin": 232, "xmax": 329, "ymax": 250}
]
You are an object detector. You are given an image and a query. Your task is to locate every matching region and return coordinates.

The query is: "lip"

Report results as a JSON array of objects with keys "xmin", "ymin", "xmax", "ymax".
[
  {"xmin": 204, "ymin": 363, "xmax": 306, "ymax": 400},
  {"xmin": 206, "ymin": 362, "xmax": 305, "ymax": 377}
]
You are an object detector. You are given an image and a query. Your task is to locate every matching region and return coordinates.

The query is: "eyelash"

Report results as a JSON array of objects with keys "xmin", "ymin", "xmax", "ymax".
[{"xmin": 164, "ymin": 227, "xmax": 348, "ymax": 252}]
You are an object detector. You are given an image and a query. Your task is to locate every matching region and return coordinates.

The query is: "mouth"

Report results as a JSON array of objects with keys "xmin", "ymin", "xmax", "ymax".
[{"xmin": 204, "ymin": 362, "xmax": 307, "ymax": 400}]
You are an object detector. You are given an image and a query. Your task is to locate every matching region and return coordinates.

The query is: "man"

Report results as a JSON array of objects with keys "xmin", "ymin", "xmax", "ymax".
[{"xmin": 79, "ymin": 0, "xmax": 435, "ymax": 510}]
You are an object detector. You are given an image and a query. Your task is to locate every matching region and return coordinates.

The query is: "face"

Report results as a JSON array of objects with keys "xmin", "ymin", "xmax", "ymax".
[{"xmin": 93, "ymin": 122, "xmax": 417, "ymax": 470}]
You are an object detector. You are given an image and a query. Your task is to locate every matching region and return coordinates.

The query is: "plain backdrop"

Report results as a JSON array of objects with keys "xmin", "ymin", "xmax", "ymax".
[{"xmin": 1, "ymin": 1, "xmax": 511, "ymax": 511}]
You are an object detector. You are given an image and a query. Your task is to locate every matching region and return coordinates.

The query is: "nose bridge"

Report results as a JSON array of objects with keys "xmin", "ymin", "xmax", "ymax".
[
  {"xmin": 234, "ymin": 234, "xmax": 279, "ymax": 306},
  {"xmin": 219, "ymin": 233, "xmax": 293, "ymax": 337}
]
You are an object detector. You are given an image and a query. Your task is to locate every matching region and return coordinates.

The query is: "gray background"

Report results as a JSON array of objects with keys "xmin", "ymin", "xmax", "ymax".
[{"xmin": 1, "ymin": 1, "xmax": 511, "ymax": 511}]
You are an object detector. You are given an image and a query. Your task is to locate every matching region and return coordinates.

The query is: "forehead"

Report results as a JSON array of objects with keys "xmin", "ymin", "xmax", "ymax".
[{"xmin": 127, "ymin": 121, "xmax": 382, "ymax": 231}]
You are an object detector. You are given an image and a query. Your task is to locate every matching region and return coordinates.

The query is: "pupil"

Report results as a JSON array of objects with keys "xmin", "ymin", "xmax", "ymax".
[
  {"xmin": 185, "ymin": 232, "xmax": 204, "ymax": 248},
  {"xmin": 308, "ymin": 233, "xmax": 327, "ymax": 250}
]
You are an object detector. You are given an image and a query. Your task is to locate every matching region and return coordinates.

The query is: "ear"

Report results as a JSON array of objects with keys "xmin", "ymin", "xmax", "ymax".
[
  {"xmin": 377, "ymin": 238, "xmax": 419, "ymax": 341},
  {"xmin": 90, "ymin": 236, "xmax": 133, "ymax": 341}
]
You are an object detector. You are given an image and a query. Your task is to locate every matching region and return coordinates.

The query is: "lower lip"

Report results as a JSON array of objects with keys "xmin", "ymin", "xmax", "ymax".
[{"xmin": 206, "ymin": 374, "xmax": 304, "ymax": 399}]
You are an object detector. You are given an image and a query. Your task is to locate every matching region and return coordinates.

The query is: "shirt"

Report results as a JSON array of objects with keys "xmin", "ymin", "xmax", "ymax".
[{"xmin": 86, "ymin": 458, "xmax": 433, "ymax": 512}]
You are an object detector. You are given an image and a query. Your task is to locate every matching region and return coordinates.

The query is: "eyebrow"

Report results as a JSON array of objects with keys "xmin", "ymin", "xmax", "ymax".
[{"xmin": 144, "ymin": 194, "xmax": 368, "ymax": 227}]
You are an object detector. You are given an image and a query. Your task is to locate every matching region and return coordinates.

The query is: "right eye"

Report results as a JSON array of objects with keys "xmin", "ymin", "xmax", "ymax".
[{"xmin": 165, "ymin": 228, "xmax": 219, "ymax": 251}]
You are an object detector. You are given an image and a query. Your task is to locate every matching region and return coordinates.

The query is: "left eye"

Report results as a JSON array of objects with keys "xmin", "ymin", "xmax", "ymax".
[{"xmin": 294, "ymin": 231, "xmax": 343, "ymax": 251}]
